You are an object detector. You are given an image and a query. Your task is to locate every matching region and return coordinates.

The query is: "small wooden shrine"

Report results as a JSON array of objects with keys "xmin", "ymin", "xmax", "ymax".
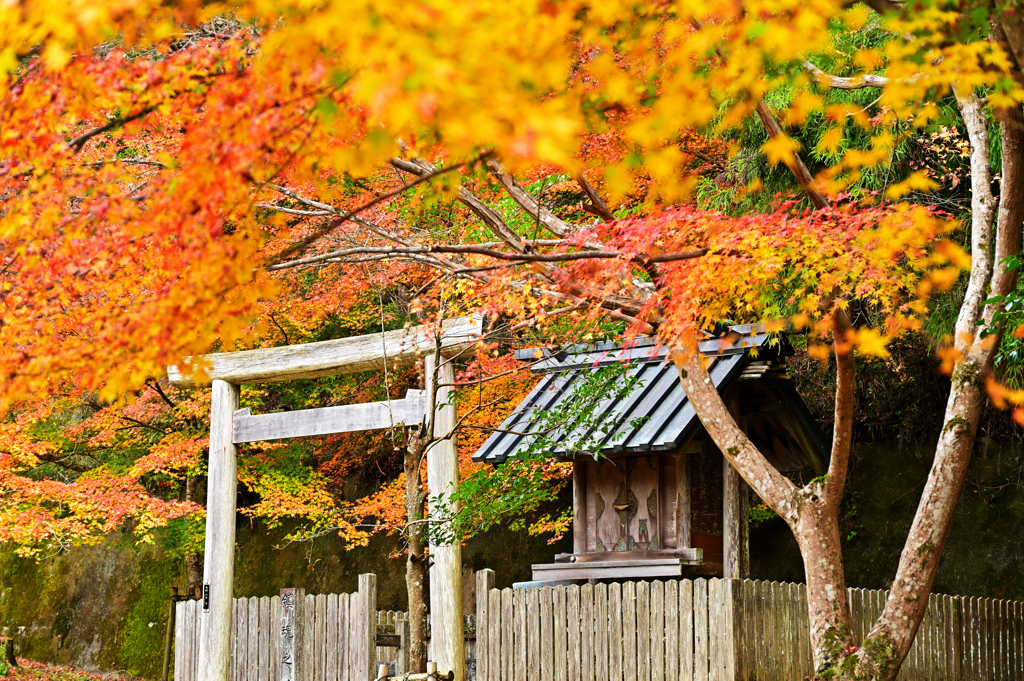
[{"xmin": 473, "ymin": 326, "xmax": 829, "ymax": 583}]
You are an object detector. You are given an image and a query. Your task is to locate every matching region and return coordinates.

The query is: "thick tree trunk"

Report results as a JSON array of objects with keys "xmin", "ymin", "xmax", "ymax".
[
  {"xmin": 405, "ymin": 436, "xmax": 428, "ymax": 674},
  {"xmin": 185, "ymin": 475, "xmax": 203, "ymax": 598},
  {"xmin": 675, "ymin": 82, "xmax": 1024, "ymax": 681},
  {"xmin": 674, "ymin": 334, "xmax": 857, "ymax": 672}
]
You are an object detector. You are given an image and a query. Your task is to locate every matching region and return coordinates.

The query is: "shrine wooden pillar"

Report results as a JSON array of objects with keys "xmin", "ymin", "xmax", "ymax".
[
  {"xmin": 197, "ymin": 380, "xmax": 239, "ymax": 681},
  {"xmin": 425, "ymin": 354, "xmax": 465, "ymax": 681}
]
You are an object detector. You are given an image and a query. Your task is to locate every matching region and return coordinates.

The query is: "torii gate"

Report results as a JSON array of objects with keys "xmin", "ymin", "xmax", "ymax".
[{"xmin": 167, "ymin": 316, "xmax": 482, "ymax": 681}]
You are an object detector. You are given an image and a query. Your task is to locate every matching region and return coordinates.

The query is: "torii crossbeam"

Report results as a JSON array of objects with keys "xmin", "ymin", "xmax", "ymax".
[{"xmin": 167, "ymin": 316, "xmax": 482, "ymax": 681}]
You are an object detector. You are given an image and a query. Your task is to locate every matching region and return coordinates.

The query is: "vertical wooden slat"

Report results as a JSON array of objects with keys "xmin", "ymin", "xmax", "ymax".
[
  {"xmin": 694, "ymin": 580, "xmax": 707, "ymax": 681},
  {"xmin": 528, "ymin": 588, "xmax": 541, "ymax": 678},
  {"xmin": 637, "ymin": 582, "xmax": 650, "ymax": 681},
  {"xmin": 259, "ymin": 598, "xmax": 271, "ymax": 681},
  {"xmin": 581, "ymin": 584, "xmax": 595, "ymax": 681},
  {"xmin": 247, "ymin": 598, "xmax": 259, "ymax": 681},
  {"xmin": 194, "ymin": 599, "xmax": 203, "ymax": 681},
  {"xmin": 623, "ymin": 582, "xmax": 637, "ymax": 681},
  {"xmin": 338, "ymin": 594, "xmax": 349, "ymax": 681},
  {"xmin": 477, "ymin": 571, "xmax": 494, "ymax": 681},
  {"xmin": 1014, "ymin": 600, "xmax": 1022, "ymax": 680},
  {"xmin": 515, "ymin": 589, "xmax": 528, "ymax": 681},
  {"xmin": 664, "ymin": 581, "xmax": 678, "ymax": 681},
  {"xmin": 738, "ymin": 581, "xmax": 750, "ymax": 681},
  {"xmin": 608, "ymin": 583, "xmax": 622, "ymax": 681},
  {"xmin": 488, "ymin": 590, "xmax": 500, "ymax": 681},
  {"xmin": 680, "ymin": 580, "xmax": 694, "ymax": 681},
  {"xmin": 567, "ymin": 585, "xmax": 581, "ymax": 681},
  {"xmin": 229, "ymin": 599, "xmax": 237, "ymax": 681},
  {"xmin": 800, "ymin": 584, "xmax": 813, "ymax": 680},
  {"xmin": 363, "ymin": 576, "xmax": 377, "ymax": 681},
  {"xmin": 541, "ymin": 587, "xmax": 554, "ymax": 681},
  {"xmin": 594, "ymin": 584, "xmax": 608, "ymax": 681},
  {"xmin": 271, "ymin": 597, "xmax": 281, "ymax": 681},
  {"xmin": 303, "ymin": 596, "xmax": 315, "ymax": 681},
  {"xmin": 980, "ymin": 597, "xmax": 989, "ymax": 680},
  {"xmin": 650, "ymin": 581, "xmax": 664, "ymax": 681},
  {"xmin": 943, "ymin": 596, "xmax": 956, "ymax": 680},
  {"xmin": 175, "ymin": 602, "xmax": 185, "ymax": 681},
  {"xmin": 706, "ymin": 581, "xmax": 719, "ymax": 681},
  {"xmin": 501, "ymin": 589, "xmax": 514, "ymax": 681},
  {"xmin": 182, "ymin": 601, "xmax": 194, "ymax": 681},
  {"xmin": 234, "ymin": 598, "xmax": 247, "ymax": 681},
  {"xmin": 325, "ymin": 596, "xmax": 337, "ymax": 681},
  {"xmin": 313, "ymin": 595, "xmax": 325, "ymax": 681},
  {"xmin": 751, "ymin": 581, "xmax": 763, "ymax": 679},
  {"xmin": 962, "ymin": 597, "xmax": 973, "ymax": 680},
  {"xmin": 554, "ymin": 587, "xmax": 567, "ymax": 681},
  {"xmin": 786, "ymin": 583, "xmax": 797, "ymax": 681}
]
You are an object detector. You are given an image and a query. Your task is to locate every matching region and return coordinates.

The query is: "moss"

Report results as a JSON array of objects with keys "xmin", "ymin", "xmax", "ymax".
[
  {"xmin": 943, "ymin": 416, "xmax": 970, "ymax": 433},
  {"xmin": 726, "ymin": 446, "xmax": 739, "ymax": 457}
]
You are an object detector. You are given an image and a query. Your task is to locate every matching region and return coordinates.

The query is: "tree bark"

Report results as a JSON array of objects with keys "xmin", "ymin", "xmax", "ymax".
[{"xmin": 405, "ymin": 432, "xmax": 429, "ymax": 674}]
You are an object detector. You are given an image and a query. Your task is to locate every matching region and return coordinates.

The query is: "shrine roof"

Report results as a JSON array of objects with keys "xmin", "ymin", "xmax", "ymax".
[{"xmin": 472, "ymin": 326, "xmax": 829, "ymax": 473}]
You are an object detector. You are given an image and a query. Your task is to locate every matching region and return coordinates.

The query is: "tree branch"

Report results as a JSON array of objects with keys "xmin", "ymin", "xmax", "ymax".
[
  {"xmin": 266, "ymin": 243, "xmax": 710, "ymax": 272},
  {"xmin": 269, "ymin": 151, "xmax": 492, "ymax": 264},
  {"xmin": 803, "ymin": 60, "xmax": 894, "ymax": 90}
]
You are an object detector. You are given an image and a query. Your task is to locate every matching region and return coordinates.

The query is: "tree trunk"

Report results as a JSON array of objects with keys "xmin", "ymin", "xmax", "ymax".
[
  {"xmin": 405, "ymin": 434, "xmax": 428, "ymax": 674},
  {"xmin": 185, "ymin": 475, "xmax": 203, "ymax": 598},
  {"xmin": 671, "ymin": 73, "xmax": 1024, "ymax": 680}
]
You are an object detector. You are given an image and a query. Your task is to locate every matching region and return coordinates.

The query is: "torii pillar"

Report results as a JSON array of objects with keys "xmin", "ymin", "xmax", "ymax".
[
  {"xmin": 168, "ymin": 317, "xmax": 479, "ymax": 681},
  {"xmin": 425, "ymin": 354, "xmax": 462, "ymax": 681}
]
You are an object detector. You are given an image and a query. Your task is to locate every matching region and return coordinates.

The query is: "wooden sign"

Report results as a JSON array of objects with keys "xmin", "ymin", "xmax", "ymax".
[{"xmin": 279, "ymin": 588, "xmax": 305, "ymax": 681}]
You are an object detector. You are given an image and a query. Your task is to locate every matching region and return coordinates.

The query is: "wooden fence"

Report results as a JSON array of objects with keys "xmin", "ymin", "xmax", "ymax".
[
  {"xmin": 174, "ymin": 578, "xmax": 478, "ymax": 681},
  {"xmin": 174, "ymin": 575, "xmax": 376, "ymax": 681},
  {"xmin": 373, "ymin": 611, "xmax": 477, "ymax": 676},
  {"xmin": 474, "ymin": 571, "xmax": 1024, "ymax": 681}
]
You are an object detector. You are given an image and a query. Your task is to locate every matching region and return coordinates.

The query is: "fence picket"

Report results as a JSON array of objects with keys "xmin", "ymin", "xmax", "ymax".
[
  {"xmin": 693, "ymin": 579, "xmax": 707, "ymax": 681},
  {"xmin": 581, "ymin": 584, "xmax": 595, "ymax": 681},
  {"xmin": 622, "ymin": 581, "xmax": 636, "ymax": 681},
  {"xmin": 182, "ymin": 601, "xmax": 194, "ymax": 681},
  {"xmin": 594, "ymin": 583, "xmax": 608, "ymax": 681},
  {"xmin": 339, "ymin": 594, "xmax": 349, "ymax": 681},
  {"xmin": 664, "ymin": 581, "xmax": 678, "ymax": 681},
  {"xmin": 271, "ymin": 597, "xmax": 281, "ymax": 681},
  {"xmin": 259, "ymin": 597, "xmax": 271, "ymax": 681},
  {"xmin": 680, "ymin": 580, "xmax": 694, "ymax": 681},
  {"xmin": 609, "ymin": 582, "xmax": 622, "ymax": 681},
  {"xmin": 488, "ymin": 590, "xmax": 500, "ymax": 681},
  {"xmin": 194, "ymin": 599, "xmax": 202, "ymax": 681},
  {"xmin": 514, "ymin": 588, "xmax": 527, "ymax": 681},
  {"xmin": 540, "ymin": 587, "xmax": 553, "ymax": 681},
  {"xmin": 567, "ymin": 585, "xmax": 581, "ymax": 681},
  {"xmin": 650, "ymin": 581, "xmax": 663, "ymax": 681},
  {"xmin": 528, "ymin": 588, "xmax": 541, "ymax": 678},
  {"xmin": 501, "ymin": 589, "xmax": 513, "ymax": 681},
  {"xmin": 175, "ymin": 602, "xmax": 185, "ymax": 681},
  {"xmin": 554, "ymin": 587, "xmax": 567, "ymax": 681},
  {"xmin": 246, "ymin": 597, "xmax": 258, "ymax": 681},
  {"xmin": 325, "ymin": 596, "xmax": 337, "ymax": 681}
]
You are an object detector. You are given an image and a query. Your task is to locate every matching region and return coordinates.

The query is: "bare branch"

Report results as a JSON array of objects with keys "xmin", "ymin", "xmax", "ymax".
[
  {"xmin": 266, "ymin": 242, "xmax": 710, "ymax": 272},
  {"xmin": 270, "ymin": 150, "xmax": 492, "ymax": 263},
  {"xmin": 486, "ymin": 158, "xmax": 580, "ymax": 237},
  {"xmin": 575, "ymin": 175, "xmax": 616, "ymax": 222},
  {"xmin": 803, "ymin": 60, "xmax": 893, "ymax": 90}
]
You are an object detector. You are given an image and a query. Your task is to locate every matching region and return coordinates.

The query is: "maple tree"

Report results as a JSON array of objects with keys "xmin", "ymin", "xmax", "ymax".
[{"xmin": 4, "ymin": 1, "xmax": 1024, "ymax": 679}]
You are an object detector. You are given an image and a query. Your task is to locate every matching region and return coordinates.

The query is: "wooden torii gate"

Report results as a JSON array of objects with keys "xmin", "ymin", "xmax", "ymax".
[{"xmin": 167, "ymin": 316, "xmax": 482, "ymax": 681}]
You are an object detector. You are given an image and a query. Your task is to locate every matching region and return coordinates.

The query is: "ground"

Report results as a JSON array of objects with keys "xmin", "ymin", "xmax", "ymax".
[{"xmin": 1, "ymin": 659, "xmax": 114, "ymax": 681}]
